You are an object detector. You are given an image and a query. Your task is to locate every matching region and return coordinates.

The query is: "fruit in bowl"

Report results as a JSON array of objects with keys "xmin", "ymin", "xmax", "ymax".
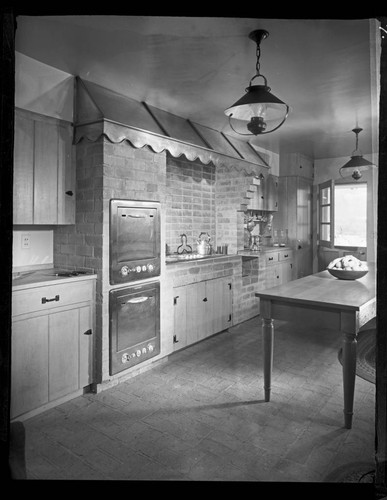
[{"xmin": 327, "ymin": 255, "xmax": 368, "ymax": 280}]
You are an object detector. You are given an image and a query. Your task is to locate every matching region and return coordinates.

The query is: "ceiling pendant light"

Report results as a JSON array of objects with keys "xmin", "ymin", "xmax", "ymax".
[
  {"xmin": 224, "ymin": 29, "xmax": 289, "ymax": 136},
  {"xmin": 339, "ymin": 127, "xmax": 375, "ymax": 180}
]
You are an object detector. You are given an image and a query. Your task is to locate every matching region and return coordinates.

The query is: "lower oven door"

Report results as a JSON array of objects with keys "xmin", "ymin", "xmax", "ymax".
[{"xmin": 109, "ymin": 281, "xmax": 160, "ymax": 375}]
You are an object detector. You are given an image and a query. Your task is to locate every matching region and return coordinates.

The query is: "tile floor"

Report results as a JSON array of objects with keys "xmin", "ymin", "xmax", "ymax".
[{"xmin": 13, "ymin": 315, "xmax": 376, "ymax": 486}]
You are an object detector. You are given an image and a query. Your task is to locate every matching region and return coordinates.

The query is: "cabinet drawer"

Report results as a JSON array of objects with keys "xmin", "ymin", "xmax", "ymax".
[
  {"xmin": 12, "ymin": 281, "xmax": 93, "ymax": 317},
  {"xmin": 279, "ymin": 250, "xmax": 293, "ymax": 262},
  {"xmin": 265, "ymin": 252, "xmax": 279, "ymax": 266}
]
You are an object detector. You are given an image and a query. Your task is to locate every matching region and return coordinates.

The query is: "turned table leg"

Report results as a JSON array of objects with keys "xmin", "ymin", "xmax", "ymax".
[
  {"xmin": 262, "ymin": 317, "xmax": 274, "ymax": 402},
  {"xmin": 342, "ymin": 331, "xmax": 357, "ymax": 429}
]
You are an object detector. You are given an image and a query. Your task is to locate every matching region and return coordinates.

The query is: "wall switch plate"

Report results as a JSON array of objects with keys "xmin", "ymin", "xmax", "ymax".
[{"xmin": 21, "ymin": 234, "xmax": 31, "ymax": 249}]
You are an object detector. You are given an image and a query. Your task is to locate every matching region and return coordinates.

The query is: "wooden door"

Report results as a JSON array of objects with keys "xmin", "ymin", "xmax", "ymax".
[
  {"xmin": 264, "ymin": 174, "xmax": 279, "ymax": 211},
  {"xmin": 57, "ymin": 120, "xmax": 76, "ymax": 224},
  {"xmin": 79, "ymin": 304, "xmax": 94, "ymax": 388},
  {"xmin": 49, "ymin": 309, "xmax": 79, "ymax": 400},
  {"xmin": 207, "ymin": 278, "xmax": 233, "ymax": 334},
  {"xmin": 34, "ymin": 120, "xmax": 59, "ymax": 224},
  {"xmin": 173, "ymin": 286, "xmax": 188, "ymax": 351},
  {"xmin": 185, "ymin": 282, "xmax": 206, "ymax": 345},
  {"xmin": 13, "ymin": 110, "xmax": 34, "ymax": 224},
  {"xmin": 11, "ymin": 316, "xmax": 49, "ymax": 418}
]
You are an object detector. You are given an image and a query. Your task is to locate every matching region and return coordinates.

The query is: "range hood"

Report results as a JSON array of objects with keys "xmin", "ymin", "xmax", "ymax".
[{"xmin": 74, "ymin": 77, "xmax": 270, "ymax": 170}]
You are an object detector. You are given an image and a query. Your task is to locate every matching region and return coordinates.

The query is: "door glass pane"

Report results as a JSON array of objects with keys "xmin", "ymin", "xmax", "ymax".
[
  {"xmin": 334, "ymin": 183, "xmax": 367, "ymax": 246},
  {"xmin": 321, "ymin": 223, "xmax": 330, "ymax": 241},
  {"xmin": 321, "ymin": 206, "xmax": 330, "ymax": 223},
  {"xmin": 321, "ymin": 187, "xmax": 330, "ymax": 204}
]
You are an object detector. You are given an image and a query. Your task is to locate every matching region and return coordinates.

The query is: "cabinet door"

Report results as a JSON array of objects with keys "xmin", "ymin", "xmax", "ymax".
[
  {"xmin": 13, "ymin": 111, "xmax": 34, "ymax": 224},
  {"xmin": 11, "ymin": 316, "xmax": 49, "ymax": 418},
  {"xmin": 34, "ymin": 120, "xmax": 59, "ymax": 224},
  {"xmin": 281, "ymin": 261, "xmax": 294, "ymax": 284},
  {"xmin": 58, "ymin": 120, "xmax": 76, "ymax": 224},
  {"xmin": 173, "ymin": 286, "xmax": 188, "ymax": 351},
  {"xmin": 79, "ymin": 304, "xmax": 94, "ymax": 388},
  {"xmin": 264, "ymin": 175, "xmax": 279, "ymax": 211},
  {"xmin": 186, "ymin": 281, "xmax": 207, "ymax": 345},
  {"xmin": 13, "ymin": 109, "xmax": 75, "ymax": 225},
  {"xmin": 265, "ymin": 265, "xmax": 282, "ymax": 288},
  {"xmin": 49, "ymin": 309, "xmax": 79, "ymax": 400},
  {"xmin": 206, "ymin": 278, "xmax": 233, "ymax": 334}
]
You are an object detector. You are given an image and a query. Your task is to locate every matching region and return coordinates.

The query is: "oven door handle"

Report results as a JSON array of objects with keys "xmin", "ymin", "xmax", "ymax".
[{"xmin": 125, "ymin": 296, "xmax": 149, "ymax": 304}]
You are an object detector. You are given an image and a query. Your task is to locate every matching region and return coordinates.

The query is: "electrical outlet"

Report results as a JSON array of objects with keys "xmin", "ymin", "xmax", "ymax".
[{"xmin": 21, "ymin": 234, "xmax": 31, "ymax": 249}]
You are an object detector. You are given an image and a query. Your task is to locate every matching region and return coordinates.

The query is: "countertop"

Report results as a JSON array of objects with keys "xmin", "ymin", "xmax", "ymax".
[
  {"xmin": 165, "ymin": 253, "xmax": 238, "ymax": 265},
  {"xmin": 238, "ymin": 246, "xmax": 293, "ymax": 257},
  {"xmin": 12, "ymin": 268, "xmax": 97, "ymax": 291}
]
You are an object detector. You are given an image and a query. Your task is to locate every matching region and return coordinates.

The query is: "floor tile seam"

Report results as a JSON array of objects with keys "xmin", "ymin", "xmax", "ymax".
[
  {"xmin": 26, "ymin": 430, "xmax": 106, "ymax": 476},
  {"xmin": 177, "ymin": 445, "xmax": 264, "ymax": 482}
]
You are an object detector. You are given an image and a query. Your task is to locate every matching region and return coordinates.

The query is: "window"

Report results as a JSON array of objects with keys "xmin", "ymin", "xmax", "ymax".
[
  {"xmin": 318, "ymin": 180, "xmax": 367, "ymax": 248},
  {"xmin": 334, "ymin": 183, "xmax": 367, "ymax": 246}
]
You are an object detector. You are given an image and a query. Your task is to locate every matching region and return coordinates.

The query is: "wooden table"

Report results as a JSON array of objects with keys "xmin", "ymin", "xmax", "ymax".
[{"xmin": 255, "ymin": 263, "xmax": 376, "ymax": 429}]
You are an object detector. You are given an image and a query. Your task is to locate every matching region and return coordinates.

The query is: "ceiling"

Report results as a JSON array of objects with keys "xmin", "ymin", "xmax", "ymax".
[{"xmin": 14, "ymin": 15, "xmax": 380, "ymax": 160}]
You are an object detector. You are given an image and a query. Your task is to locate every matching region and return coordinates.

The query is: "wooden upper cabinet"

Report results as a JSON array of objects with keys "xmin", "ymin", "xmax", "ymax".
[
  {"xmin": 279, "ymin": 152, "xmax": 314, "ymax": 179},
  {"xmin": 249, "ymin": 174, "xmax": 279, "ymax": 211},
  {"xmin": 263, "ymin": 174, "xmax": 278, "ymax": 211},
  {"xmin": 13, "ymin": 108, "xmax": 75, "ymax": 225}
]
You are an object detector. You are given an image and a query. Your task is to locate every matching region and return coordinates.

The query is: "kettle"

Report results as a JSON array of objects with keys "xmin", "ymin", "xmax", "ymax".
[{"xmin": 197, "ymin": 232, "xmax": 212, "ymax": 255}]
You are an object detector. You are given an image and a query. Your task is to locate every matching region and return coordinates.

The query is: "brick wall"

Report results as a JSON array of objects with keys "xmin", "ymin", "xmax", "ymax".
[
  {"xmin": 215, "ymin": 164, "xmax": 267, "ymax": 254},
  {"xmin": 54, "ymin": 138, "xmax": 167, "ymax": 385},
  {"xmin": 54, "ymin": 135, "xmax": 268, "ymax": 386},
  {"xmin": 165, "ymin": 154, "xmax": 216, "ymax": 254}
]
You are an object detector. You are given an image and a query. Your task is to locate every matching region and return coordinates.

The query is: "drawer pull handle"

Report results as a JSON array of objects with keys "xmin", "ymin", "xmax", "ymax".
[
  {"xmin": 41, "ymin": 295, "xmax": 60, "ymax": 304},
  {"xmin": 268, "ymin": 257, "xmax": 273, "ymax": 261},
  {"xmin": 203, "ymin": 297, "xmax": 208, "ymax": 302},
  {"xmin": 84, "ymin": 329, "xmax": 92, "ymax": 335},
  {"xmin": 284, "ymin": 254, "xmax": 288, "ymax": 258},
  {"xmin": 126, "ymin": 296, "xmax": 149, "ymax": 304}
]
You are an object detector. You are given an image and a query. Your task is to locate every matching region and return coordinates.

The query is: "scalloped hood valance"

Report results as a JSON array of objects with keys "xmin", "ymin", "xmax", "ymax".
[{"xmin": 74, "ymin": 77, "xmax": 270, "ymax": 171}]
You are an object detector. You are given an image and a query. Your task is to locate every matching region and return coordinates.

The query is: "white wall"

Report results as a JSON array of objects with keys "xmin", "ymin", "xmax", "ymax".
[{"xmin": 12, "ymin": 228, "xmax": 54, "ymax": 271}]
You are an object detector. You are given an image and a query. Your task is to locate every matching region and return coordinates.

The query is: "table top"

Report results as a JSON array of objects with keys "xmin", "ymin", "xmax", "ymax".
[{"xmin": 255, "ymin": 263, "xmax": 376, "ymax": 311}]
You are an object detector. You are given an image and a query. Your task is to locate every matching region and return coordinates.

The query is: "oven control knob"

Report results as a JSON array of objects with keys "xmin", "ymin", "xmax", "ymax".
[
  {"xmin": 120, "ymin": 266, "xmax": 129, "ymax": 276},
  {"xmin": 136, "ymin": 349, "xmax": 141, "ymax": 357},
  {"xmin": 122, "ymin": 353, "xmax": 129, "ymax": 363},
  {"xmin": 136, "ymin": 266, "xmax": 141, "ymax": 273},
  {"xmin": 147, "ymin": 344, "xmax": 154, "ymax": 352},
  {"xmin": 147, "ymin": 264, "xmax": 154, "ymax": 272},
  {"xmin": 142, "ymin": 265, "xmax": 147, "ymax": 272},
  {"xmin": 142, "ymin": 347, "xmax": 147, "ymax": 354}
]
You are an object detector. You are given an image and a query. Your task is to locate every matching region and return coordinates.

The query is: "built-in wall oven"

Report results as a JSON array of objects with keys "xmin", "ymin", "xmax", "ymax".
[
  {"xmin": 109, "ymin": 199, "xmax": 161, "ymax": 376},
  {"xmin": 109, "ymin": 281, "xmax": 160, "ymax": 375},
  {"xmin": 110, "ymin": 199, "xmax": 161, "ymax": 285}
]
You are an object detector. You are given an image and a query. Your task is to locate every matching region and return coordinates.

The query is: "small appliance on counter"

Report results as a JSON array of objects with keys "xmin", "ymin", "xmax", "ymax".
[{"xmin": 196, "ymin": 232, "xmax": 212, "ymax": 255}]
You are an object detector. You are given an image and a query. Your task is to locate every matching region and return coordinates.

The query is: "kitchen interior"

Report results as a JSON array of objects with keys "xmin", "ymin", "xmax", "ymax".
[{"xmin": 5, "ymin": 13, "xmax": 385, "ymax": 488}]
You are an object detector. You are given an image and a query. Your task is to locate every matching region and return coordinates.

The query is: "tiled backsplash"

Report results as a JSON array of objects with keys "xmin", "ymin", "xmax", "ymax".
[{"xmin": 165, "ymin": 154, "xmax": 216, "ymax": 254}]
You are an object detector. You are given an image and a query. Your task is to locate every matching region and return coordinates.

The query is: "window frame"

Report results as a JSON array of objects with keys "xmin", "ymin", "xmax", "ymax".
[
  {"xmin": 318, "ymin": 178, "xmax": 368, "ymax": 250},
  {"xmin": 318, "ymin": 179, "xmax": 334, "ymax": 248}
]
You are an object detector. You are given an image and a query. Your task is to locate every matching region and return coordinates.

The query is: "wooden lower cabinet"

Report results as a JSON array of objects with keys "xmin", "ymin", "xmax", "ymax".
[
  {"xmin": 173, "ymin": 277, "xmax": 232, "ymax": 351},
  {"xmin": 262, "ymin": 249, "xmax": 295, "ymax": 288},
  {"xmin": 11, "ymin": 279, "xmax": 95, "ymax": 420}
]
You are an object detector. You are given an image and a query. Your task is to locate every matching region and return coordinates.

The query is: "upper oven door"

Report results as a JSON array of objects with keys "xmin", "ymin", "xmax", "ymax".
[{"xmin": 110, "ymin": 199, "xmax": 161, "ymax": 284}]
